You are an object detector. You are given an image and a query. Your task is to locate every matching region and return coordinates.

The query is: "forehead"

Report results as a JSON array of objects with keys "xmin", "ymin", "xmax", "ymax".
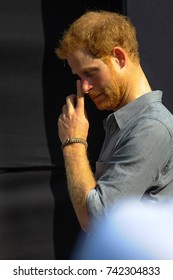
[{"xmin": 67, "ymin": 48, "xmax": 104, "ymax": 74}]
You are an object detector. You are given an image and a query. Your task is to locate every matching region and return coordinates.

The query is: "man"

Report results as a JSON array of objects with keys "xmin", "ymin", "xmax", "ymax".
[{"xmin": 56, "ymin": 10, "xmax": 173, "ymax": 232}]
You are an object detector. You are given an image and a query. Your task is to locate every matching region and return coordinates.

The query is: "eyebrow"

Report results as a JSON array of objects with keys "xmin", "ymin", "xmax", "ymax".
[{"xmin": 73, "ymin": 67, "xmax": 99, "ymax": 75}]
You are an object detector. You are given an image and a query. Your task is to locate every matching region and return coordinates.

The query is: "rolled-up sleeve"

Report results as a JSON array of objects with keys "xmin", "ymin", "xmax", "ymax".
[{"xmin": 87, "ymin": 119, "xmax": 172, "ymax": 222}]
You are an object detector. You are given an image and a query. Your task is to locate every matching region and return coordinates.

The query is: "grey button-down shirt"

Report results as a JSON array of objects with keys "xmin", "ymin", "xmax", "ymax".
[{"xmin": 87, "ymin": 90, "xmax": 173, "ymax": 222}]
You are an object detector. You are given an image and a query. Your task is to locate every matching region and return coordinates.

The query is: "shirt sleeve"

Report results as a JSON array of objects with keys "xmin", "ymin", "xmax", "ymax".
[{"xmin": 87, "ymin": 118, "xmax": 172, "ymax": 222}]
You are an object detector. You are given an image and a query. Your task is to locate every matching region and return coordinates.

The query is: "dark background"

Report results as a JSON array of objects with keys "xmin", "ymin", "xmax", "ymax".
[{"xmin": 0, "ymin": 0, "xmax": 172, "ymax": 259}]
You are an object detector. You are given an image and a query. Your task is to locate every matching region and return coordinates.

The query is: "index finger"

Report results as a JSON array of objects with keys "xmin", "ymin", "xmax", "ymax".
[{"xmin": 76, "ymin": 79, "xmax": 84, "ymax": 109}]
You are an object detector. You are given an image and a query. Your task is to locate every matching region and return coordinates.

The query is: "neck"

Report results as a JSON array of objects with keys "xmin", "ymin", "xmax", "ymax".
[{"xmin": 126, "ymin": 64, "xmax": 152, "ymax": 103}]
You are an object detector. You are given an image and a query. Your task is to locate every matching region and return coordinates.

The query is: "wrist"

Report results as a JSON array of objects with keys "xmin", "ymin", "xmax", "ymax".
[
  {"xmin": 62, "ymin": 137, "xmax": 88, "ymax": 150},
  {"xmin": 63, "ymin": 141, "xmax": 88, "ymax": 160}
]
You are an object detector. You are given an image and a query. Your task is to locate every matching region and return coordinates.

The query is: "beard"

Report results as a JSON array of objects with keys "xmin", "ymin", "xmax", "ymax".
[{"xmin": 90, "ymin": 75, "xmax": 126, "ymax": 111}]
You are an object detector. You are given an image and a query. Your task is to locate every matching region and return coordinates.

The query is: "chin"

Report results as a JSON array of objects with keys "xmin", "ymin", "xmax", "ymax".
[
  {"xmin": 94, "ymin": 103, "xmax": 107, "ymax": 110},
  {"xmin": 95, "ymin": 104, "xmax": 114, "ymax": 111},
  {"xmin": 95, "ymin": 100, "xmax": 119, "ymax": 111}
]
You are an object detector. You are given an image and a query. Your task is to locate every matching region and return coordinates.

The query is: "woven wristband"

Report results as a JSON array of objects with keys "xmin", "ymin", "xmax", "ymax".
[{"xmin": 62, "ymin": 137, "xmax": 88, "ymax": 149}]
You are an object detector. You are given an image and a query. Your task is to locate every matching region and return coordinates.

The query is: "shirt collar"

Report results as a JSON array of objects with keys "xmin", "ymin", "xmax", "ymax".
[{"xmin": 110, "ymin": 90, "xmax": 163, "ymax": 129}]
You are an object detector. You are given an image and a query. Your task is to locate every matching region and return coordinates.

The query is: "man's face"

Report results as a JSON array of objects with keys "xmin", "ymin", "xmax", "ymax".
[{"xmin": 67, "ymin": 48, "xmax": 126, "ymax": 111}]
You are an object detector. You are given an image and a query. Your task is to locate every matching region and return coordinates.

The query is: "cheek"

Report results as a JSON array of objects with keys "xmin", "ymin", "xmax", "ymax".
[
  {"xmin": 94, "ymin": 77, "xmax": 106, "ymax": 89},
  {"xmin": 95, "ymin": 70, "xmax": 111, "ymax": 86},
  {"xmin": 106, "ymin": 77, "xmax": 120, "ymax": 94}
]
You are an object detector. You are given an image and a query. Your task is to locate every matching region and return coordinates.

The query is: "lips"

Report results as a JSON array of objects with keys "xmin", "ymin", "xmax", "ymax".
[
  {"xmin": 92, "ymin": 93, "xmax": 105, "ymax": 102},
  {"xmin": 93, "ymin": 93, "xmax": 102, "ymax": 99}
]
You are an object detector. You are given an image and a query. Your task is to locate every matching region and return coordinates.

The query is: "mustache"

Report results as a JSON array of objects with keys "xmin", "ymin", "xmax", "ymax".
[{"xmin": 88, "ymin": 90, "xmax": 103, "ymax": 97}]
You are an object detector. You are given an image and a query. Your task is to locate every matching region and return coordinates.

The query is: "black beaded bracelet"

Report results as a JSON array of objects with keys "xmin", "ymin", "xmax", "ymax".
[{"xmin": 62, "ymin": 137, "xmax": 88, "ymax": 149}]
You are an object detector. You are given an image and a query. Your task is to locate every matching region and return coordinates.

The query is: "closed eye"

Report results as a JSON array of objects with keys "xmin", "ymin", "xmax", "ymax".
[{"xmin": 85, "ymin": 72, "xmax": 93, "ymax": 77}]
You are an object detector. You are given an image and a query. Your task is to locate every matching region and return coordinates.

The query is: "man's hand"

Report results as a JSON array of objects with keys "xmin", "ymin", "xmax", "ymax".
[
  {"xmin": 57, "ymin": 81, "xmax": 95, "ymax": 232},
  {"xmin": 58, "ymin": 80, "xmax": 89, "ymax": 144}
]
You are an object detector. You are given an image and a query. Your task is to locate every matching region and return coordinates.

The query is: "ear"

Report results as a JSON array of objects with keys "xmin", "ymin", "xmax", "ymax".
[{"xmin": 112, "ymin": 47, "xmax": 126, "ymax": 68}]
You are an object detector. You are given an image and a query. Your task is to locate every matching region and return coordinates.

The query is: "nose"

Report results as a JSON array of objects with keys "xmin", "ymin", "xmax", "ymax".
[{"xmin": 81, "ymin": 80, "xmax": 93, "ymax": 94}]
